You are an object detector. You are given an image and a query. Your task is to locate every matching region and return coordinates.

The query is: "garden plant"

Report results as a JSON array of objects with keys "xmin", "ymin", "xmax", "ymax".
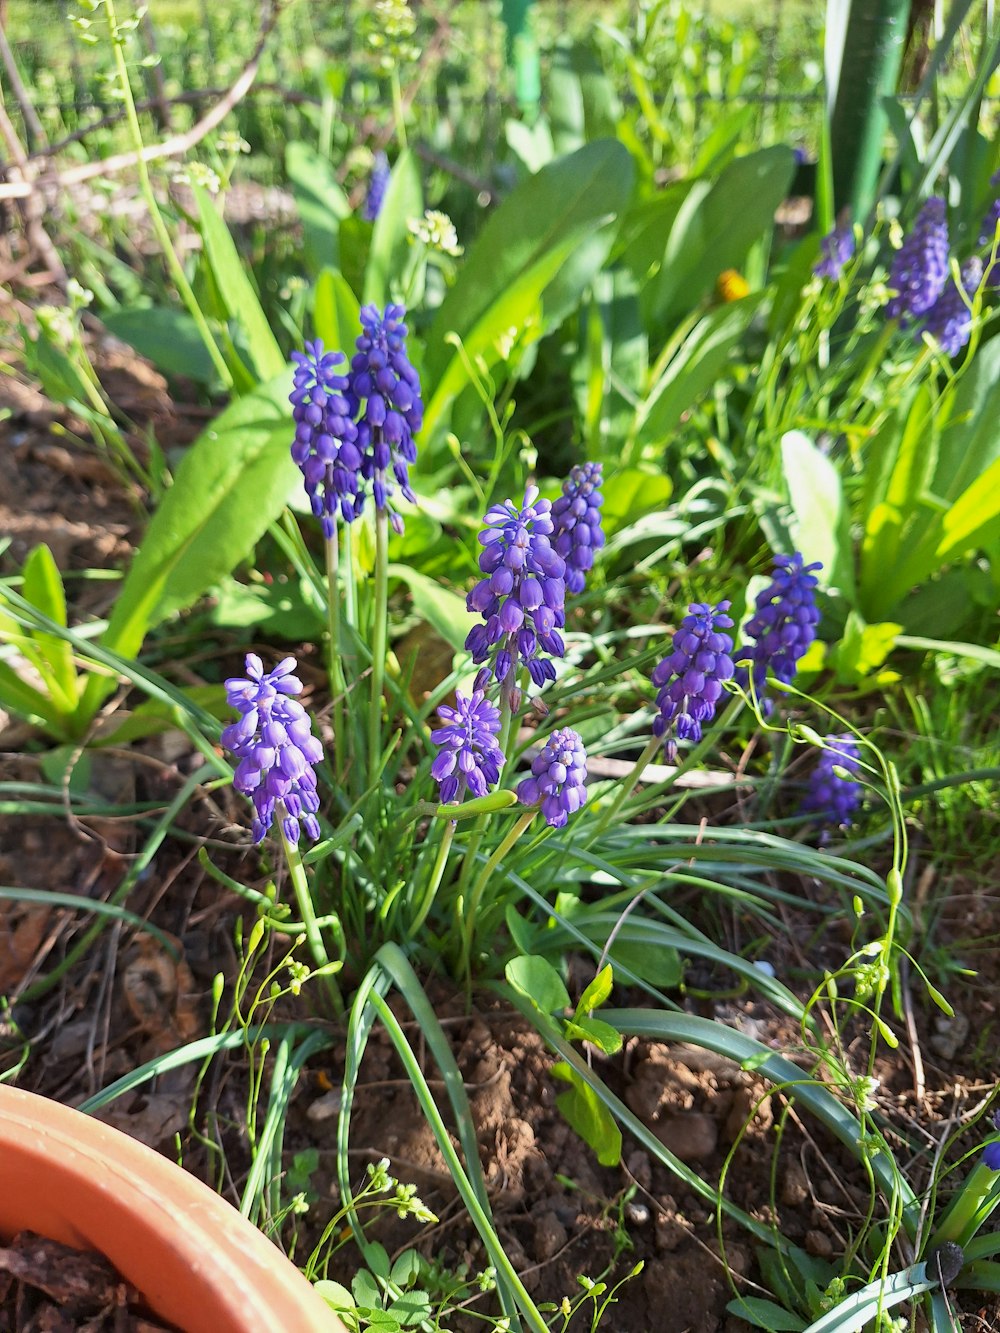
[{"xmin": 1, "ymin": 0, "xmax": 1000, "ymax": 1330}]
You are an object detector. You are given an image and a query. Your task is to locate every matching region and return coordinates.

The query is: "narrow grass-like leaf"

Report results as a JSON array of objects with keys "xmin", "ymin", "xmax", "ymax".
[{"xmin": 802, "ymin": 1264, "xmax": 933, "ymax": 1333}]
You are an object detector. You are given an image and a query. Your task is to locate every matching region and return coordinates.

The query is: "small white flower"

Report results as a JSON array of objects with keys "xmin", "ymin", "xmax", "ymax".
[{"xmin": 408, "ymin": 209, "xmax": 463, "ymax": 257}]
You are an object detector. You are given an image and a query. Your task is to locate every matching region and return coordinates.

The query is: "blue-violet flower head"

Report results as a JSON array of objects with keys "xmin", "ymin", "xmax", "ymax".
[
  {"xmin": 347, "ymin": 303, "xmax": 423, "ymax": 533},
  {"xmin": 430, "ymin": 690, "xmax": 504, "ymax": 805},
  {"xmin": 651, "ymin": 601, "xmax": 735, "ymax": 763},
  {"xmin": 221, "ymin": 654, "xmax": 323, "ymax": 846},
  {"xmin": 517, "ymin": 727, "xmax": 587, "ymax": 828},
  {"xmin": 290, "ymin": 341, "xmax": 363, "ymax": 536},
  {"xmin": 814, "ymin": 225, "xmax": 855, "ymax": 281},
  {"xmin": 886, "ymin": 196, "xmax": 950, "ymax": 322},
  {"xmin": 923, "ymin": 257, "xmax": 982, "ymax": 356},
  {"xmin": 800, "ymin": 735, "xmax": 862, "ymax": 828},
  {"xmin": 363, "ymin": 151, "xmax": 390, "ymax": 222},
  {"xmin": 735, "ymin": 553, "xmax": 822, "ymax": 709},
  {"xmin": 550, "ymin": 462, "xmax": 605, "ymax": 595},
  {"xmin": 465, "ymin": 485, "xmax": 567, "ymax": 692}
]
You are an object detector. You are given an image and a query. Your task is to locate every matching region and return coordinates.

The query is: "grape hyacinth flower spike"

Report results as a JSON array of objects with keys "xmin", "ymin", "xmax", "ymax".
[
  {"xmin": 814, "ymin": 225, "xmax": 855, "ymax": 281},
  {"xmin": 430, "ymin": 691, "xmax": 505, "ymax": 805},
  {"xmin": 886, "ymin": 196, "xmax": 950, "ymax": 322},
  {"xmin": 290, "ymin": 341, "xmax": 363, "ymax": 536},
  {"xmin": 363, "ymin": 151, "xmax": 390, "ymax": 222},
  {"xmin": 651, "ymin": 601, "xmax": 735, "ymax": 763},
  {"xmin": 221, "ymin": 654, "xmax": 324, "ymax": 845},
  {"xmin": 800, "ymin": 735, "xmax": 862, "ymax": 829},
  {"xmin": 923, "ymin": 257, "xmax": 982, "ymax": 357},
  {"xmin": 466, "ymin": 486, "xmax": 567, "ymax": 699},
  {"xmin": 517, "ymin": 727, "xmax": 587, "ymax": 828},
  {"xmin": 550, "ymin": 462, "xmax": 605, "ymax": 595},
  {"xmin": 735, "ymin": 553, "xmax": 822, "ymax": 711},
  {"xmin": 347, "ymin": 303, "xmax": 423, "ymax": 533}
]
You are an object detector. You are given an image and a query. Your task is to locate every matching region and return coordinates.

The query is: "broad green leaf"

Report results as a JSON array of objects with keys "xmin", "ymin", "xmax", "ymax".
[
  {"xmin": 505, "ymin": 954, "xmax": 570, "ymax": 1015},
  {"xmin": 505, "ymin": 116, "xmax": 555, "ymax": 171},
  {"xmin": 209, "ymin": 578, "xmax": 323, "ymax": 640},
  {"xmin": 576, "ymin": 963, "xmax": 614, "ymax": 1015},
  {"xmin": 285, "ymin": 141, "xmax": 350, "ymax": 275},
  {"xmin": 934, "ymin": 336, "xmax": 1000, "ymax": 504},
  {"xmin": 599, "ymin": 468, "xmax": 673, "ymax": 531},
  {"xmin": 193, "ymin": 185, "xmax": 285, "ymax": 384},
  {"xmin": 386, "ymin": 1292, "xmax": 432, "ymax": 1327},
  {"xmin": 726, "ymin": 1297, "xmax": 806, "ymax": 1332},
  {"xmin": 364, "ymin": 149, "xmax": 423, "ymax": 308},
  {"xmin": 315, "ymin": 1280, "xmax": 356, "ymax": 1314},
  {"xmin": 82, "ymin": 372, "xmax": 297, "ymax": 718},
  {"xmin": 552, "ymin": 1061, "xmax": 622, "ymax": 1166},
  {"xmin": 564, "ymin": 1015, "xmax": 623, "ymax": 1055},
  {"xmin": 781, "ymin": 431, "xmax": 854, "ymax": 598},
  {"xmin": 101, "ymin": 306, "xmax": 220, "ymax": 384},
  {"xmin": 313, "ymin": 268, "xmax": 362, "ymax": 355},
  {"xmin": 937, "ymin": 454, "xmax": 1000, "ymax": 561},
  {"xmin": 828, "ymin": 613, "xmax": 902, "ymax": 685},
  {"xmin": 387, "ymin": 565, "xmax": 470, "ymax": 652},
  {"xmin": 609, "ymin": 937, "xmax": 682, "ymax": 988},
  {"xmin": 0, "ymin": 659, "xmax": 67, "ymax": 735},
  {"xmin": 21, "ymin": 544, "xmax": 77, "ymax": 709}
]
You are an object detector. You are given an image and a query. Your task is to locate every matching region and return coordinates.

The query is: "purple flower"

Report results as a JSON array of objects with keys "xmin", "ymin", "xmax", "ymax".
[
  {"xmin": 651, "ymin": 601, "xmax": 735, "ymax": 763},
  {"xmin": 977, "ymin": 169, "xmax": 1000, "ymax": 249},
  {"xmin": 550, "ymin": 462, "xmax": 605, "ymax": 595},
  {"xmin": 814, "ymin": 225, "xmax": 855, "ymax": 281},
  {"xmin": 465, "ymin": 486, "xmax": 567, "ymax": 694},
  {"xmin": 290, "ymin": 341, "xmax": 363, "ymax": 537},
  {"xmin": 517, "ymin": 727, "xmax": 587, "ymax": 828},
  {"xmin": 735, "ymin": 554, "xmax": 822, "ymax": 710},
  {"xmin": 363, "ymin": 152, "xmax": 390, "ymax": 222},
  {"xmin": 800, "ymin": 735, "xmax": 862, "ymax": 828},
  {"xmin": 430, "ymin": 690, "xmax": 504, "ymax": 805},
  {"xmin": 984, "ymin": 1141, "xmax": 1000, "ymax": 1172},
  {"xmin": 347, "ymin": 304, "xmax": 423, "ymax": 533},
  {"xmin": 923, "ymin": 257, "xmax": 982, "ymax": 356},
  {"xmin": 886, "ymin": 196, "xmax": 950, "ymax": 322},
  {"xmin": 221, "ymin": 654, "xmax": 324, "ymax": 845}
]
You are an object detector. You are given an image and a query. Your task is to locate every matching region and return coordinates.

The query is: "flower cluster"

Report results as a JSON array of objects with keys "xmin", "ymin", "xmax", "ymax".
[
  {"xmin": 363, "ymin": 152, "xmax": 390, "ymax": 222},
  {"xmin": 517, "ymin": 728, "xmax": 588, "ymax": 828},
  {"xmin": 465, "ymin": 487, "xmax": 567, "ymax": 692},
  {"xmin": 735, "ymin": 553, "xmax": 821, "ymax": 708},
  {"xmin": 221, "ymin": 655, "xmax": 323, "ymax": 846},
  {"xmin": 977, "ymin": 170, "xmax": 1000, "ymax": 250},
  {"xmin": 290, "ymin": 342, "xmax": 363, "ymax": 537},
  {"xmin": 430, "ymin": 691, "xmax": 504, "ymax": 805},
  {"xmin": 923, "ymin": 257, "xmax": 982, "ymax": 357},
  {"xmin": 800, "ymin": 735, "xmax": 862, "ymax": 828},
  {"xmin": 886, "ymin": 196, "xmax": 950, "ymax": 322},
  {"xmin": 651, "ymin": 602, "xmax": 735, "ymax": 762},
  {"xmin": 814, "ymin": 225, "xmax": 855, "ymax": 281},
  {"xmin": 984, "ymin": 1109, "xmax": 1000, "ymax": 1171},
  {"xmin": 346, "ymin": 303, "xmax": 424, "ymax": 533},
  {"xmin": 550, "ymin": 463, "xmax": 605, "ymax": 596},
  {"xmin": 408, "ymin": 210, "xmax": 463, "ymax": 257}
]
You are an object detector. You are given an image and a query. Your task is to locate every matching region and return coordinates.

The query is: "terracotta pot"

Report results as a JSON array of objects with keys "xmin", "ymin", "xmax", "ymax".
[{"xmin": 0, "ymin": 1084, "xmax": 344, "ymax": 1332}]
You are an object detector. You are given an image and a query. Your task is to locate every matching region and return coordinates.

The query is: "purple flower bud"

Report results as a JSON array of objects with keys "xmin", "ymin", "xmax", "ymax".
[
  {"xmin": 922, "ymin": 257, "xmax": 982, "ymax": 356},
  {"xmin": 290, "ymin": 341, "xmax": 361, "ymax": 538},
  {"xmin": 814, "ymin": 225, "xmax": 855, "ymax": 281},
  {"xmin": 735, "ymin": 553, "xmax": 822, "ymax": 711},
  {"xmin": 985, "ymin": 1140, "xmax": 1000, "ymax": 1172},
  {"xmin": 652, "ymin": 602, "xmax": 735, "ymax": 762},
  {"xmin": 430, "ymin": 690, "xmax": 505, "ymax": 804},
  {"xmin": 222, "ymin": 654, "xmax": 323, "ymax": 845},
  {"xmin": 550, "ymin": 462, "xmax": 605, "ymax": 595},
  {"xmin": 363, "ymin": 152, "xmax": 390, "ymax": 222},
  {"xmin": 516, "ymin": 727, "xmax": 587, "ymax": 828},
  {"xmin": 887, "ymin": 197, "xmax": 950, "ymax": 323},
  {"xmin": 800, "ymin": 734, "xmax": 862, "ymax": 829}
]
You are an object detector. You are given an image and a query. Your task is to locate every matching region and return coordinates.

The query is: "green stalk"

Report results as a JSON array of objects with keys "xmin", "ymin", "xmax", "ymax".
[
  {"xmin": 453, "ymin": 677, "xmax": 515, "ymax": 903},
  {"xmin": 408, "ymin": 819, "xmax": 456, "ymax": 936},
  {"xmin": 390, "ymin": 66, "xmax": 408, "ymax": 150},
  {"xmin": 325, "ymin": 535, "xmax": 347, "ymax": 781},
  {"xmin": 458, "ymin": 810, "xmax": 536, "ymax": 983},
  {"xmin": 368, "ymin": 508, "xmax": 390, "ymax": 786},
  {"xmin": 589, "ymin": 735, "xmax": 660, "ymax": 840},
  {"xmin": 104, "ymin": 0, "xmax": 232, "ymax": 388},
  {"xmin": 278, "ymin": 819, "xmax": 343, "ymax": 1016}
]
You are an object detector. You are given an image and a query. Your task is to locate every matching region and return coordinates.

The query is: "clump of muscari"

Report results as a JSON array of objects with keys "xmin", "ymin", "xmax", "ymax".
[
  {"xmin": 651, "ymin": 602, "xmax": 735, "ymax": 763},
  {"xmin": 550, "ymin": 462, "xmax": 605, "ymax": 595},
  {"xmin": 290, "ymin": 342, "xmax": 363, "ymax": 536},
  {"xmin": 347, "ymin": 303, "xmax": 423, "ymax": 533},
  {"xmin": 363, "ymin": 152, "xmax": 390, "ymax": 222},
  {"xmin": 430, "ymin": 691, "xmax": 505, "ymax": 805},
  {"xmin": 886, "ymin": 196, "xmax": 950, "ymax": 322},
  {"xmin": 517, "ymin": 727, "xmax": 588, "ymax": 828},
  {"xmin": 465, "ymin": 486, "xmax": 567, "ymax": 696},
  {"xmin": 221, "ymin": 654, "xmax": 323, "ymax": 845},
  {"xmin": 923, "ymin": 257, "xmax": 982, "ymax": 356},
  {"xmin": 814, "ymin": 225, "xmax": 855, "ymax": 281},
  {"xmin": 800, "ymin": 735, "xmax": 862, "ymax": 828},
  {"xmin": 735, "ymin": 553, "xmax": 821, "ymax": 709}
]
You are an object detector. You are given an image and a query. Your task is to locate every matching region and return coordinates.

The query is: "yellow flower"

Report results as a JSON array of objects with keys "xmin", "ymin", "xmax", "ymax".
[{"xmin": 717, "ymin": 269, "xmax": 750, "ymax": 302}]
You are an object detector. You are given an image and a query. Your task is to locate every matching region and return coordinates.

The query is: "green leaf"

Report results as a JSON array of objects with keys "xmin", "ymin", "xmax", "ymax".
[
  {"xmin": 576, "ymin": 963, "xmax": 614, "ymax": 1016},
  {"xmin": 364, "ymin": 1244, "xmax": 391, "ymax": 1282},
  {"xmin": 933, "ymin": 337, "xmax": 1000, "ymax": 504},
  {"xmin": 552, "ymin": 1061, "xmax": 622, "ymax": 1166},
  {"xmin": 937, "ymin": 455, "xmax": 1000, "ymax": 561},
  {"xmin": 827, "ymin": 613, "xmax": 902, "ymax": 685},
  {"xmin": 315, "ymin": 1280, "xmax": 356, "ymax": 1313},
  {"xmin": 101, "ymin": 306, "xmax": 220, "ymax": 384},
  {"xmin": 209, "ymin": 578, "xmax": 323, "ymax": 641},
  {"xmin": 352, "ymin": 1268, "xmax": 384, "ymax": 1309},
  {"xmin": 609, "ymin": 937, "xmax": 682, "ymax": 988},
  {"xmin": 781, "ymin": 431, "xmax": 854, "ymax": 597},
  {"xmin": 599, "ymin": 468, "xmax": 673, "ymax": 531},
  {"xmin": 505, "ymin": 955, "xmax": 570, "ymax": 1015},
  {"xmin": 387, "ymin": 564, "xmax": 470, "ymax": 652},
  {"xmin": 21, "ymin": 544, "xmax": 77, "ymax": 709},
  {"xmin": 82, "ymin": 372, "xmax": 297, "ymax": 718},
  {"xmin": 0, "ymin": 659, "xmax": 67, "ymax": 736},
  {"xmin": 389, "ymin": 1251, "xmax": 421, "ymax": 1288},
  {"xmin": 364, "ymin": 148, "xmax": 423, "ymax": 308},
  {"xmin": 286, "ymin": 141, "xmax": 350, "ymax": 275},
  {"xmin": 726, "ymin": 1297, "xmax": 806, "ymax": 1332},
  {"xmin": 313, "ymin": 268, "xmax": 362, "ymax": 354},
  {"xmin": 564, "ymin": 1015, "xmax": 623, "ymax": 1055},
  {"xmin": 386, "ymin": 1291, "xmax": 432, "ymax": 1327}
]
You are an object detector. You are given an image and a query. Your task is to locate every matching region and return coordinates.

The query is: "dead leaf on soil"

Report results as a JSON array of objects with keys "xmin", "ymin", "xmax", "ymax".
[
  {"xmin": 121, "ymin": 932, "xmax": 201, "ymax": 1056},
  {"xmin": 0, "ymin": 901, "xmax": 52, "ymax": 993}
]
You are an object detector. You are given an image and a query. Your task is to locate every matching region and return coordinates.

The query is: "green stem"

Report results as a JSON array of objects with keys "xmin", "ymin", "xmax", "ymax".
[
  {"xmin": 409, "ymin": 819, "xmax": 456, "ymax": 936},
  {"xmin": 279, "ymin": 818, "xmax": 343, "ymax": 1017},
  {"xmin": 104, "ymin": 0, "xmax": 232, "ymax": 389},
  {"xmin": 325, "ymin": 535, "xmax": 348, "ymax": 782},
  {"xmin": 589, "ymin": 734, "xmax": 660, "ymax": 841},
  {"xmin": 927, "ymin": 1162, "xmax": 1000, "ymax": 1251},
  {"xmin": 390, "ymin": 66, "xmax": 408, "ymax": 149},
  {"xmin": 459, "ymin": 809, "xmax": 536, "ymax": 984},
  {"xmin": 368, "ymin": 508, "xmax": 390, "ymax": 786},
  {"xmin": 454, "ymin": 679, "xmax": 515, "ymax": 903}
]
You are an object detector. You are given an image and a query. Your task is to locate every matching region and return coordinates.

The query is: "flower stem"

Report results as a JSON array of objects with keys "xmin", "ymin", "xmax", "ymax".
[
  {"xmin": 279, "ymin": 818, "xmax": 343, "ymax": 1016},
  {"xmin": 458, "ymin": 810, "xmax": 536, "ymax": 984},
  {"xmin": 325, "ymin": 535, "xmax": 347, "ymax": 782},
  {"xmin": 409, "ymin": 819, "xmax": 456, "ymax": 936},
  {"xmin": 390, "ymin": 67, "xmax": 408, "ymax": 150},
  {"xmin": 454, "ymin": 681, "xmax": 515, "ymax": 903},
  {"xmin": 589, "ymin": 734, "xmax": 661, "ymax": 840},
  {"xmin": 368, "ymin": 507, "xmax": 390, "ymax": 786}
]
